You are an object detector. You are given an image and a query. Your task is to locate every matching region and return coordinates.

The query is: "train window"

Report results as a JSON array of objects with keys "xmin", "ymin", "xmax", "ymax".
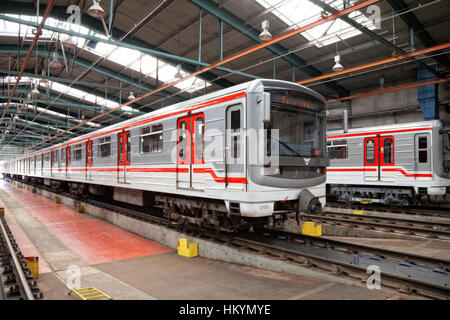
[
  {"xmin": 140, "ymin": 124, "xmax": 163, "ymax": 154},
  {"xmin": 229, "ymin": 109, "xmax": 241, "ymax": 159},
  {"xmin": 230, "ymin": 110, "xmax": 240, "ymax": 132},
  {"xmin": 383, "ymin": 138, "xmax": 394, "ymax": 164},
  {"xmin": 73, "ymin": 144, "xmax": 82, "ymax": 161},
  {"xmin": 194, "ymin": 117, "xmax": 204, "ymax": 161},
  {"xmin": 419, "ymin": 150, "xmax": 427, "ymax": 163},
  {"xmin": 61, "ymin": 147, "xmax": 66, "ymax": 163},
  {"xmin": 418, "ymin": 136, "xmax": 428, "ymax": 163},
  {"xmin": 99, "ymin": 136, "xmax": 111, "ymax": 158},
  {"xmin": 327, "ymin": 140, "xmax": 347, "ymax": 159},
  {"xmin": 179, "ymin": 120, "xmax": 187, "ymax": 161},
  {"xmin": 419, "ymin": 136, "xmax": 427, "ymax": 149},
  {"xmin": 127, "ymin": 133, "xmax": 131, "ymax": 163},
  {"xmin": 365, "ymin": 139, "xmax": 375, "ymax": 164}
]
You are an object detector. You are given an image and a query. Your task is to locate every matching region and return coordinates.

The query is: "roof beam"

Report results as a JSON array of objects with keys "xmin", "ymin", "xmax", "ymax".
[
  {"xmin": 0, "ymin": 45, "xmax": 184, "ymax": 107},
  {"xmin": 0, "ymin": 1, "xmax": 236, "ymax": 88},
  {"xmin": 0, "ymin": 87, "xmax": 131, "ymax": 121},
  {"xmin": 384, "ymin": 0, "xmax": 450, "ymax": 71},
  {"xmin": 188, "ymin": 0, "xmax": 349, "ymax": 97},
  {"xmin": 308, "ymin": 0, "xmax": 444, "ymax": 76}
]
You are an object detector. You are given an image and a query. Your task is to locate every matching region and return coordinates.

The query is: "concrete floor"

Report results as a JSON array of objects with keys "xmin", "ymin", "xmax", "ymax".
[{"xmin": 0, "ymin": 180, "xmax": 429, "ymax": 300}]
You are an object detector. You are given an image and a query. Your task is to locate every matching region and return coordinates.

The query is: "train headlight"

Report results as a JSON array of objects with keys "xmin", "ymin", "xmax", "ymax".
[{"xmin": 317, "ymin": 167, "xmax": 325, "ymax": 175}]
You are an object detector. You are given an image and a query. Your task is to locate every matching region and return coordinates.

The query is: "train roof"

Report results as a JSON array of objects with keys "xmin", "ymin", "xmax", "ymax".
[
  {"xmin": 12, "ymin": 79, "xmax": 321, "ymax": 161},
  {"xmin": 327, "ymin": 120, "xmax": 442, "ymax": 138}
]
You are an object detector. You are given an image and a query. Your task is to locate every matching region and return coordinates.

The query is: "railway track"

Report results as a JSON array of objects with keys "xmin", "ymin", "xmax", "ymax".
[
  {"xmin": 301, "ymin": 210, "xmax": 450, "ymax": 241},
  {"xmin": 0, "ymin": 212, "xmax": 42, "ymax": 300},
  {"xmin": 326, "ymin": 201, "xmax": 450, "ymax": 218},
  {"xmin": 11, "ymin": 180, "xmax": 450, "ymax": 299}
]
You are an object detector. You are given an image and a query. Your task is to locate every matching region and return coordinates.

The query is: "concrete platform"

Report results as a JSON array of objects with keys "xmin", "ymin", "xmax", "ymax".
[{"xmin": 0, "ymin": 180, "xmax": 424, "ymax": 300}]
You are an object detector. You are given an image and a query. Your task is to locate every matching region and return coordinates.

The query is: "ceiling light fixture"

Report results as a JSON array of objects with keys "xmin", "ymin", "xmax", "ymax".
[
  {"xmin": 174, "ymin": 64, "xmax": 183, "ymax": 79},
  {"xmin": 128, "ymin": 91, "xmax": 136, "ymax": 100},
  {"xmin": 87, "ymin": 0, "xmax": 105, "ymax": 18},
  {"xmin": 259, "ymin": 20, "xmax": 272, "ymax": 41},
  {"xmin": 49, "ymin": 52, "xmax": 64, "ymax": 69},
  {"xmin": 62, "ymin": 36, "xmax": 77, "ymax": 49},
  {"xmin": 30, "ymin": 84, "xmax": 40, "ymax": 99},
  {"xmin": 332, "ymin": 54, "xmax": 344, "ymax": 72}
]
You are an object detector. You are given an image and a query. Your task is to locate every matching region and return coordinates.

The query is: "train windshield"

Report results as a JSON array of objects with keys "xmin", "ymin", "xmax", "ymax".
[{"xmin": 269, "ymin": 90, "xmax": 326, "ymax": 158}]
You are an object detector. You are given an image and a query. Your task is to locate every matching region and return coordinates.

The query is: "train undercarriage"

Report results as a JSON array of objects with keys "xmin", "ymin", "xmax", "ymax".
[
  {"xmin": 4, "ymin": 174, "xmax": 309, "ymax": 233},
  {"xmin": 327, "ymin": 184, "xmax": 437, "ymax": 206}
]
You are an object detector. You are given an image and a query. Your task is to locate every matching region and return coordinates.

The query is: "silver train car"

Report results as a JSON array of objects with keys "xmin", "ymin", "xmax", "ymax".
[
  {"xmin": 326, "ymin": 120, "xmax": 450, "ymax": 205},
  {"xmin": 2, "ymin": 79, "xmax": 331, "ymax": 231}
]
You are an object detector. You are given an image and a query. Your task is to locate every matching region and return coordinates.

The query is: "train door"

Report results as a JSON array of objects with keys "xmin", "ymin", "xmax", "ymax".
[
  {"xmin": 225, "ymin": 105, "xmax": 244, "ymax": 190},
  {"xmin": 66, "ymin": 146, "xmax": 71, "ymax": 178},
  {"xmin": 192, "ymin": 113, "xmax": 205, "ymax": 190},
  {"xmin": 364, "ymin": 135, "xmax": 395, "ymax": 182},
  {"xmin": 414, "ymin": 134, "xmax": 431, "ymax": 176},
  {"xmin": 117, "ymin": 131, "xmax": 130, "ymax": 183},
  {"xmin": 379, "ymin": 136, "xmax": 395, "ymax": 181},
  {"xmin": 57, "ymin": 149, "xmax": 61, "ymax": 176},
  {"xmin": 177, "ymin": 116, "xmax": 191, "ymax": 189},
  {"xmin": 50, "ymin": 151, "xmax": 54, "ymax": 177},
  {"xmin": 85, "ymin": 140, "xmax": 93, "ymax": 180},
  {"xmin": 364, "ymin": 136, "xmax": 379, "ymax": 182},
  {"xmin": 176, "ymin": 113, "xmax": 205, "ymax": 190}
]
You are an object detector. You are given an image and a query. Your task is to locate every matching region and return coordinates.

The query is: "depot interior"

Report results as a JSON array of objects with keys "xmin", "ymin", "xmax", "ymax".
[{"xmin": 0, "ymin": 0, "xmax": 449, "ymax": 301}]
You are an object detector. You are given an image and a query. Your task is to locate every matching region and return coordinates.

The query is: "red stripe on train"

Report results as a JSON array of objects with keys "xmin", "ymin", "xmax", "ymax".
[
  {"xmin": 25, "ymin": 91, "xmax": 247, "ymax": 158},
  {"xmin": 327, "ymin": 127, "xmax": 432, "ymax": 139},
  {"xmin": 126, "ymin": 168, "xmax": 188, "ymax": 173},
  {"xmin": 382, "ymin": 168, "xmax": 432, "ymax": 178},
  {"xmin": 327, "ymin": 168, "xmax": 377, "ymax": 172},
  {"xmin": 193, "ymin": 167, "xmax": 247, "ymax": 184}
]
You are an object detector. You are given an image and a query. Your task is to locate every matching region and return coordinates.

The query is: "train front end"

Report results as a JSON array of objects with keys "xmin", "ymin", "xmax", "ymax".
[{"xmin": 242, "ymin": 80, "xmax": 330, "ymax": 225}]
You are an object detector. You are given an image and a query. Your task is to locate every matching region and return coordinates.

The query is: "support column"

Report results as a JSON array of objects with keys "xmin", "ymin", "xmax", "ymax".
[{"xmin": 417, "ymin": 67, "xmax": 439, "ymax": 120}]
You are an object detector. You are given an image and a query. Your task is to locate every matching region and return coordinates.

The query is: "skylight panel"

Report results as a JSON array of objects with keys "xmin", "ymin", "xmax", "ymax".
[
  {"xmin": 254, "ymin": 0, "xmax": 377, "ymax": 47},
  {"xmin": 0, "ymin": 14, "xmax": 213, "ymax": 98},
  {"xmin": 136, "ymin": 55, "xmax": 157, "ymax": 75},
  {"xmin": 108, "ymin": 47, "xmax": 141, "ymax": 66}
]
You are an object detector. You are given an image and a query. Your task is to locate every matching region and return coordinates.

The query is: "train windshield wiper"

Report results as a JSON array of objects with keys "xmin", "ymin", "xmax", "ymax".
[{"xmin": 274, "ymin": 138, "xmax": 303, "ymax": 157}]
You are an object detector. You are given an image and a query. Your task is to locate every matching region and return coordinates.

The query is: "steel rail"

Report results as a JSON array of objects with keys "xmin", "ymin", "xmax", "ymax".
[
  {"xmin": 0, "ymin": 214, "xmax": 34, "ymax": 300},
  {"xmin": 23, "ymin": 0, "xmax": 379, "ymax": 151},
  {"xmin": 15, "ymin": 179, "xmax": 450, "ymax": 299},
  {"xmin": 326, "ymin": 202, "xmax": 450, "ymax": 218},
  {"xmin": 0, "ymin": 0, "xmax": 55, "ymax": 128},
  {"xmin": 301, "ymin": 212, "xmax": 450, "ymax": 241}
]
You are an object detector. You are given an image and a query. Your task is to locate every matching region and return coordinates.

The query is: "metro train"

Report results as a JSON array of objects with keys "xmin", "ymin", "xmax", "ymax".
[
  {"xmin": 326, "ymin": 120, "xmax": 450, "ymax": 205},
  {"xmin": 2, "ymin": 79, "xmax": 335, "ymax": 232}
]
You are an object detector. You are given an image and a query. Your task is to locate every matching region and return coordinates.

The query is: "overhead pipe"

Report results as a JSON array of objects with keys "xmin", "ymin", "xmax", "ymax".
[
  {"xmin": 0, "ymin": 0, "xmax": 55, "ymax": 127},
  {"xmin": 298, "ymin": 41, "xmax": 450, "ymax": 86},
  {"xmin": 26, "ymin": 0, "xmax": 379, "ymax": 151},
  {"xmin": 327, "ymin": 77, "xmax": 450, "ymax": 103}
]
